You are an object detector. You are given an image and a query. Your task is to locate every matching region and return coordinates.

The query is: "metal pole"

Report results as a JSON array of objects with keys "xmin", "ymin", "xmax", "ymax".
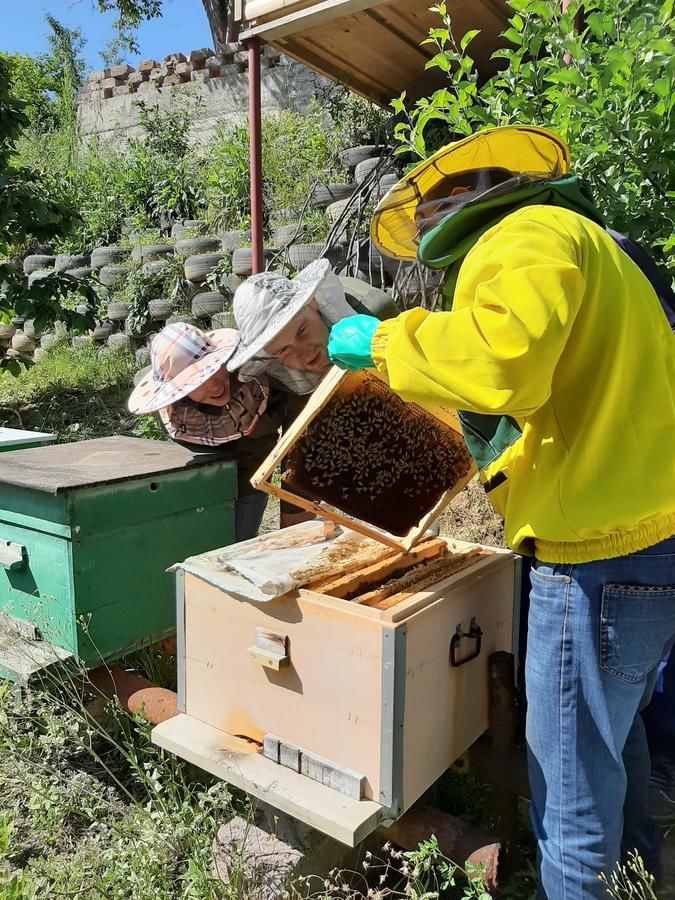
[{"xmin": 246, "ymin": 36, "xmax": 264, "ymax": 274}]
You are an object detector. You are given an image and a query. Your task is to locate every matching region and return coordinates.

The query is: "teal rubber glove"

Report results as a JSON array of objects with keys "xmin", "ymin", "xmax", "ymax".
[{"xmin": 327, "ymin": 315, "xmax": 379, "ymax": 371}]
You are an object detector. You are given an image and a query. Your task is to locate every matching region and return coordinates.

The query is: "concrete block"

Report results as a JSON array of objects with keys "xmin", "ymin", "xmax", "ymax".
[
  {"xmin": 175, "ymin": 61, "xmax": 193, "ymax": 76},
  {"xmin": 299, "ymin": 752, "xmax": 366, "ymax": 800},
  {"xmin": 88, "ymin": 68, "xmax": 110, "ymax": 83},
  {"xmin": 211, "ymin": 802, "xmax": 368, "ymax": 897},
  {"xmin": 102, "ymin": 86, "xmax": 114, "ymax": 100},
  {"xmin": 159, "ymin": 63, "xmax": 174, "ymax": 78},
  {"xmin": 128, "ymin": 71, "xmax": 149, "ymax": 86},
  {"xmin": 113, "ymin": 83, "xmax": 133, "ymax": 96},
  {"xmin": 138, "ymin": 58, "xmax": 159, "ymax": 73},
  {"xmin": 232, "ymin": 50, "xmax": 249, "ymax": 69},
  {"xmin": 163, "ymin": 74, "xmax": 184, "ymax": 86},
  {"xmin": 188, "ymin": 48, "xmax": 214, "ymax": 64},
  {"xmin": 150, "ymin": 68, "xmax": 165, "ymax": 84},
  {"xmin": 164, "ymin": 52, "xmax": 187, "ymax": 64},
  {"xmin": 279, "ymin": 741, "xmax": 301, "ymax": 772},
  {"xmin": 136, "ymin": 80, "xmax": 155, "ymax": 93},
  {"xmin": 101, "ymin": 77, "xmax": 117, "ymax": 91},
  {"xmin": 191, "ymin": 69, "xmax": 211, "ymax": 83},
  {"xmin": 111, "ymin": 64, "xmax": 134, "ymax": 79}
]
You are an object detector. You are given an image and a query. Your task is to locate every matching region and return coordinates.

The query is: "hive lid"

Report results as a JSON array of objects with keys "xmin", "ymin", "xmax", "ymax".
[
  {"xmin": 251, "ymin": 368, "xmax": 477, "ymax": 551},
  {"xmin": 0, "ymin": 427, "xmax": 55, "ymax": 449},
  {"xmin": 0, "ymin": 436, "xmax": 226, "ymax": 494}
]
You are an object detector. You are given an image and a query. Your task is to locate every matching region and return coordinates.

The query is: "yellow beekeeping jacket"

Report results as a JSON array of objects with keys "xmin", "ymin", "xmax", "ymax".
[{"xmin": 371, "ymin": 205, "xmax": 675, "ymax": 563}]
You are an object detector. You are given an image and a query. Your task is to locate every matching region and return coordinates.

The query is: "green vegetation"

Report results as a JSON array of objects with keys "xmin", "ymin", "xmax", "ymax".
[{"xmin": 392, "ymin": 0, "xmax": 674, "ymax": 274}]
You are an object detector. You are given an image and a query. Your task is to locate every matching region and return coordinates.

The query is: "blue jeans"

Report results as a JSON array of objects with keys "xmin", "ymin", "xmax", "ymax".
[
  {"xmin": 526, "ymin": 535, "xmax": 675, "ymax": 898},
  {"xmin": 235, "ymin": 492, "xmax": 268, "ymax": 542}
]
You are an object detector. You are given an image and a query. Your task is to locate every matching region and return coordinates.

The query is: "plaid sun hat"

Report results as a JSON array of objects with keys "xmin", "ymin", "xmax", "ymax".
[{"xmin": 128, "ymin": 322, "xmax": 239, "ymax": 415}]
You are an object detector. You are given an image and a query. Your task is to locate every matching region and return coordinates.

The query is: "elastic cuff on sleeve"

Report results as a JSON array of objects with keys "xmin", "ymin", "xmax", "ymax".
[{"xmin": 371, "ymin": 319, "xmax": 394, "ymax": 372}]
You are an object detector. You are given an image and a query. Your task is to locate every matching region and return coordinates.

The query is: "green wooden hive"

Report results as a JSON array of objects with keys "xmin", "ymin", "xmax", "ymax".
[{"xmin": 0, "ymin": 436, "xmax": 236, "ymax": 682}]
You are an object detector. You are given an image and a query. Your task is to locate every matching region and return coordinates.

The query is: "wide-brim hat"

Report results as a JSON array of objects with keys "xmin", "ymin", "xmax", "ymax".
[
  {"xmin": 128, "ymin": 322, "xmax": 239, "ymax": 415},
  {"xmin": 370, "ymin": 125, "xmax": 571, "ymax": 260},
  {"xmin": 227, "ymin": 258, "xmax": 343, "ymax": 371}
]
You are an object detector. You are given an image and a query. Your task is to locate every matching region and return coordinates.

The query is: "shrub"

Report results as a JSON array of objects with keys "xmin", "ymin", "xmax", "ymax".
[{"xmin": 392, "ymin": 0, "xmax": 674, "ymax": 272}]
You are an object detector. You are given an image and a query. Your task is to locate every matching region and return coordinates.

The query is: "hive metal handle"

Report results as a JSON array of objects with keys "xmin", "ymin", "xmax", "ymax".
[{"xmin": 450, "ymin": 618, "xmax": 483, "ymax": 668}]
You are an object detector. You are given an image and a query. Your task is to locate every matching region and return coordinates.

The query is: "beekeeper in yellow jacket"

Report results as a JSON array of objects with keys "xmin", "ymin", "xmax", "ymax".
[{"xmin": 327, "ymin": 126, "xmax": 675, "ymax": 900}]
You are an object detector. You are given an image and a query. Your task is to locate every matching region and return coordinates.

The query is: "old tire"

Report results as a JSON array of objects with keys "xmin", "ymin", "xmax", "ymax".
[
  {"xmin": 132, "ymin": 243, "xmax": 174, "ymax": 262},
  {"xmin": 273, "ymin": 224, "xmax": 304, "ymax": 248},
  {"xmin": 192, "ymin": 291, "xmax": 226, "ymax": 318},
  {"xmin": 354, "ymin": 157, "xmax": 391, "ymax": 184},
  {"xmin": 107, "ymin": 301, "xmax": 130, "ymax": 322},
  {"xmin": 23, "ymin": 254, "xmax": 55, "ymax": 275},
  {"xmin": 220, "ymin": 273, "xmax": 242, "ymax": 297},
  {"xmin": 142, "ymin": 259, "xmax": 171, "ymax": 276},
  {"xmin": 135, "ymin": 347, "xmax": 151, "ymax": 367},
  {"xmin": 11, "ymin": 332, "xmax": 36, "ymax": 354},
  {"xmin": 221, "ymin": 229, "xmax": 251, "ymax": 252},
  {"xmin": 23, "ymin": 319, "xmax": 41, "ymax": 340},
  {"xmin": 326, "ymin": 199, "xmax": 356, "ymax": 224},
  {"xmin": 27, "ymin": 269, "xmax": 52, "ymax": 288},
  {"xmin": 92, "ymin": 322, "xmax": 114, "ymax": 341},
  {"xmin": 148, "ymin": 298, "xmax": 174, "ymax": 321},
  {"xmin": 107, "ymin": 332, "xmax": 131, "ymax": 350},
  {"xmin": 71, "ymin": 335, "xmax": 91, "ymax": 347},
  {"xmin": 91, "ymin": 246, "xmax": 130, "ymax": 269},
  {"xmin": 65, "ymin": 266, "xmax": 92, "ymax": 279},
  {"xmin": 175, "ymin": 236, "xmax": 221, "ymax": 256},
  {"xmin": 40, "ymin": 333, "xmax": 59, "ymax": 351},
  {"xmin": 287, "ymin": 243, "xmax": 325, "ymax": 270},
  {"xmin": 165, "ymin": 313, "xmax": 197, "ymax": 326},
  {"xmin": 54, "ymin": 253, "xmax": 90, "ymax": 273},
  {"xmin": 184, "ymin": 253, "xmax": 226, "ymax": 283},
  {"xmin": 99, "ymin": 264, "xmax": 129, "ymax": 288},
  {"xmin": 310, "ymin": 183, "xmax": 353, "ymax": 209},
  {"xmin": 340, "ymin": 145, "xmax": 379, "ymax": 169},
  {"xmin": 210, "ymin": 310, "xmax": 236, "ymax": 329}
]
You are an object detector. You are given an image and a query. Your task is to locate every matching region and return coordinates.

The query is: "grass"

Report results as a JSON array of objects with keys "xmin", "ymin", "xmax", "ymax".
[{"xmin": 0, "ymin": 341, "xmax": 160, "ymax": 442}]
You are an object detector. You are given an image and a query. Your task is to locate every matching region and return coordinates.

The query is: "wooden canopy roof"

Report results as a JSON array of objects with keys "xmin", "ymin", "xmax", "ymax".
[{"xmin": 238, "ymin": 0, "xmax": 510, "ymax": 106}]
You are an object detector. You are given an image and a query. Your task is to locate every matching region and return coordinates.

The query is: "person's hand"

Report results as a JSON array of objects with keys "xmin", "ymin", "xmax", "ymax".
[{"xmin": 327, "ymin": 315, "xmax": 379, "ymax": 371}]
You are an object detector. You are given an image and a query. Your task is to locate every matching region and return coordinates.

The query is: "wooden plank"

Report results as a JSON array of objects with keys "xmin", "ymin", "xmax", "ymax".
[
  {"xmin": 368, "ymin": 550, "xmax": 486, "ymax": 610},
  {"xmin": 357, "ymin": 550, "xmax": 483, "ymax": 608},
  {"xmin": 241, "ymin": 0, "xmax": 393, "ymax": 40},
  {"xmin": 152, "ymin": 714, "xmax": 386, "ymax": 846},
  {"xmin": 380, "ymin": 550, "xmax": 513, "ymax": 624},
  {"xmin": 318, "ymin": 538, "xmax": 447, "ymax": 599}
]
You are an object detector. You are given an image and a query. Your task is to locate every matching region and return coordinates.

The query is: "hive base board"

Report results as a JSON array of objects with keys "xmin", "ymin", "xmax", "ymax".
[
  {"xmin": 0, "ymin": 624, "xmax": 72, "ymax": 684},
  {"xmin": 152, "ymin": 713, "xmax": 388, "ymax": 846}
]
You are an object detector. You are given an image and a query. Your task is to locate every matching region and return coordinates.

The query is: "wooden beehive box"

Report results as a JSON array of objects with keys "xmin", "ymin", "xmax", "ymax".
[
  {"xmin": 0, "ymin": 436, "xmax": 237, "ymax": 682},
  {"xmin": 251, "ymin": 367, "xmax": 476, "ymax": 551},
  {"xmin": 153, "ymin": 524, "xmax": 517, "ymax": 845}
]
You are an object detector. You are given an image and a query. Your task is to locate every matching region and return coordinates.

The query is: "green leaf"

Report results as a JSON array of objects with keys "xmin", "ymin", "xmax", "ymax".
[
  {"xmin": 460, "ymin": 28, "xmax": 481, "ymax": 51},
  {"xmin": 503, "ymin": 27, "xmax": 524, "ymax": 46}
]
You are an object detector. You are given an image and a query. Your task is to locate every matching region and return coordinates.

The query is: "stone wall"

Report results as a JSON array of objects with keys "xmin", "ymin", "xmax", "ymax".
[{"xmin": 77, "ymin": 44, "xmax": 329, "ymax": 145}]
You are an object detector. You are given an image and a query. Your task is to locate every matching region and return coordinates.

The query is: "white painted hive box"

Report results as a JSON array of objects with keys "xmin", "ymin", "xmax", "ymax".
[{"xmin": 153, "ymin": 527, "xmax": 517, "ymax": 846}]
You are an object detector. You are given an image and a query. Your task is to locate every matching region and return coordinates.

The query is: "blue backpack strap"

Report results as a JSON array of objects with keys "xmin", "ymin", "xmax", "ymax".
[{"xmin": 608, "ymin": 229, "xmax": 675, "ymax": 331}]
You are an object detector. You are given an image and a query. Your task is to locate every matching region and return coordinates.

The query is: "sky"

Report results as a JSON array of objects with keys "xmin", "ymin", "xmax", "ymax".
[{"xmin": 0, "ymin": 0, "xmax": 213, "ymax": 73}]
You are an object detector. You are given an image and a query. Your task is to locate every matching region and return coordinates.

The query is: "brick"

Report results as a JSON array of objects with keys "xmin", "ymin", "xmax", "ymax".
[
  {"xmin": 113, "ymin": 83, "xmax": 133, "ymax": 96},
  {"xmin": 174, "ymin": 61, "xmax": 192, "ymax": 75},
  {"xmin": 150, "ymin": 67, "xmax": 165, "ymax": 83},
  {"xmin": 191, "ymin": 69, "xmax": 211, "ymax": 83},
  {"xmin": 163, "ymin": 74, "xmax": 184, "ymax": 86},
  {"xmin": 128, "ymin": 71, "xmax": 148, "ymax": 86},
  {"xmin": 101, "ymin": 77, "xmax": 117, "ymax": 91},
  {"xmin": 138, "ymin": 58, "xmax": 159, "ymax": 73},
  {"xmin": 159, "ymin": 63, "xmax": 174, "ymax": 78},
  {"xmin": 88, "ymin": 68, "xmax": 110, "ymax": 83},
  {"xmin": 102, "ymin": 86, "xmax": 114, "ymax": 99},
  {"xmin": 188, "ymin": 48, "xmax": 213, "ymax": 64},
  {"xmin": 111, "ymin": 63, "xmax": 133, "ymax": 79},
  {"xmin": 232, "ymin": 50, "xmax": 249, "ymax": 69},
  {"xmin": 136, "ymin": 80, "xmax": 155, "ymax": 93},
  {"xmin": 163, "ymin": 52, "xmax": 186, "ymax": 64}
]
